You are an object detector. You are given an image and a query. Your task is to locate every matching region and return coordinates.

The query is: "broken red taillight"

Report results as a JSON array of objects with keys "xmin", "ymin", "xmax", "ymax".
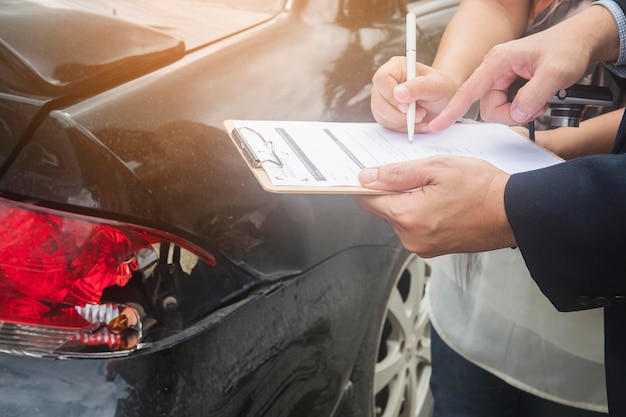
[{"xmin": 0, "ymin": 197, "xmax": 214, "ymax": 358}]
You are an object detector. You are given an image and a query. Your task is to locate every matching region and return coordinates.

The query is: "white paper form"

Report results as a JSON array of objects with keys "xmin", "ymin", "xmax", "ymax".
[{"xmin": 227, "ymin": 120, "xmax": 563, "ymax": 188}]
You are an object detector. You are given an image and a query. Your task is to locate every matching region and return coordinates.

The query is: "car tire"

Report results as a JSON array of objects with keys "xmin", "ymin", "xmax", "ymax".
[{"xmin": 349, "ymin": 253, "xmax": 433, "ymax": 417}]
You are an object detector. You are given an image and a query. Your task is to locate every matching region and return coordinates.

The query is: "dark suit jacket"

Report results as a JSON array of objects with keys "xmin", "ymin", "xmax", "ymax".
[
  {"xmin": 505, "ymin": 25, "xmax": 626, "ymax": 412},
  {"xmin": 506, "ymin": 137, "xmax": 626, "ymax": 414},
  {"xmin": 504, "ymin": 4, "xmax": 626, "ymax": 413}
]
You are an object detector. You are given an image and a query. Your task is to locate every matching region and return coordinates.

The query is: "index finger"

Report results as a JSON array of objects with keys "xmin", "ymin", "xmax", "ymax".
[
  {"xmin": 428, "ymin": 66, "xmax": 501, "ymax": 132},
  {"xmin": 428, "ymin": 45, "xmax": 525, "ymax": 131}
]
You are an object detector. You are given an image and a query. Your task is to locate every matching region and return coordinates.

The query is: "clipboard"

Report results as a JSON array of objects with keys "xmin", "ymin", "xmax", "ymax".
[
  {"xmin": 223, "ymin": 119, "xmax": 563, "ymax": 195},
  {"xmin": 224, "ymin": 119, "xmax": 385, "ymax": 194}
]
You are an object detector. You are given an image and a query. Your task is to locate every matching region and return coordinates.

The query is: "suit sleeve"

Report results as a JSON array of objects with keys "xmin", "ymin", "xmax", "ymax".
[
  {"xmin": 507, "ymin": 1, "xmax": 626, "ymax": 312},
  {"xmin": 504, "ymin": 153, "xmax": 626, "ymax": 311}
]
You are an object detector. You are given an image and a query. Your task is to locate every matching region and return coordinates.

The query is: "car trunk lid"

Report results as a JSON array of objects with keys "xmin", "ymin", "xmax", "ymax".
[{"xmin": 0, "ymin": 0, "xmax": 186, "ymax": 99}]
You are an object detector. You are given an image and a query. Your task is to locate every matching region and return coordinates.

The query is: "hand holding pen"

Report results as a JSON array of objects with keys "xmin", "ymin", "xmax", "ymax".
[{"xmin": 370, "ymin": 15, "xmax": 461, "ymax": 136}]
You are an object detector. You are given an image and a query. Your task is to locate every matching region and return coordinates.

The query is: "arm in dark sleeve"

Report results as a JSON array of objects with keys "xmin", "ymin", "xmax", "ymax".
[{"xmin": 504, "ymin": 153, "xmax": 626, "ymax": 311}]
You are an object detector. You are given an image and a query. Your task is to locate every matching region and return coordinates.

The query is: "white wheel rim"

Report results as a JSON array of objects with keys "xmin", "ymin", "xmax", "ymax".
[{"xmin": 373, "ymin": 254, "xmax": 431, "ymax": 417}]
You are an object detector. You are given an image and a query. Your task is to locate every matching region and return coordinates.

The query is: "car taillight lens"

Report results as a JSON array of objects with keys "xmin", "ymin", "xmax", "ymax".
[{"xmin": 0, "ymin": 197, "xmax": 214, "ymax": 358}]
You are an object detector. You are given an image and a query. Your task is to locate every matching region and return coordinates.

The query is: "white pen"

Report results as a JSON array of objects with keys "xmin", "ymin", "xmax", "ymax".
[{"xmin": 406, "ymin": 12, "xmax": 416, "ymax": 143}]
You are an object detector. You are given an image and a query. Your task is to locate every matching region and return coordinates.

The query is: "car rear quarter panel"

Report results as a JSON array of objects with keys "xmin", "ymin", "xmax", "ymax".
[{"xmin": 0, "ymin": 244, "xmax": 407, "ymax": 417}]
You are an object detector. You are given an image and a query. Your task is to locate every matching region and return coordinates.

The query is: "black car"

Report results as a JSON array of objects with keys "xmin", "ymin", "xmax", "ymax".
[{"xmin": 0, "ymin": 0, "xmax": 457, "ymax": 416}]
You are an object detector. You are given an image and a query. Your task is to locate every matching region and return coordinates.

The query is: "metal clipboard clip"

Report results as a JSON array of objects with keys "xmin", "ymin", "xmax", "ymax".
[{"xmin": 232, "ymin": 127, "xmax": 284, "ymax": 168}]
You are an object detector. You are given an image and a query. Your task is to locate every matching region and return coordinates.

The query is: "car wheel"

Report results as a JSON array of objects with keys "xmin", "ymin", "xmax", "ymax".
[{"xmin": 349, "ymin": 253, "xmax": 433, "ymax": 417}]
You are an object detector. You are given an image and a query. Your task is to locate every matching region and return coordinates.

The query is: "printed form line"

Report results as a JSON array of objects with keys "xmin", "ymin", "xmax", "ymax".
[
  {"xmin": 276, "ymin": 128, "xmax": 326, "ymax": 181},
  {"xmin": 323, "ymin": 129, "xmax": 366, "ymax": 169}
]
